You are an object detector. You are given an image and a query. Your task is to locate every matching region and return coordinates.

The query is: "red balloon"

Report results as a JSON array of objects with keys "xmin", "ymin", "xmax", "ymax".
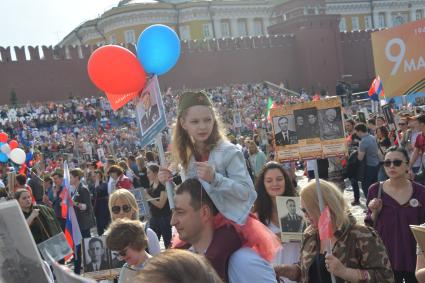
[
  {"xmin": 87, "ymin": 45, "xmax": 147, "ymax": 94},
  {"xmin": 9, "ymin": 140, "xmax": 18, "ymax": 150},
  {"xmin": 0, "ymin": 132, "xmax": 8, "ymax": 143}
]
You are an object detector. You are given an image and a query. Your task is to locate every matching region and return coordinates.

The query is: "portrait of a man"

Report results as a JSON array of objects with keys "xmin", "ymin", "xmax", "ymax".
[
  {"xmin": 294, "ymin": 108, "xmax": 320, "ymax": 139},
  {"xmin": 140, "ymin": 91, "xmax": 160, "ymax": 133},
  {"xmin": 274, "ymin": 116, "xmax": 298, "ymax": 146},
  {"xmin": 319, "ymin": 107, "xmax": 344, "ymax": 140},
  {"xmin": 280, "ymin": 199, "xmax": 304, "ymax": 233},
  {"xmin": 84, "ymin": 237, "xmax": 109, "ymax": 273}
]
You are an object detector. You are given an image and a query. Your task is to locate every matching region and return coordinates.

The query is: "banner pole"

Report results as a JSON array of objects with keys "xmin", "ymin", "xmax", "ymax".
[
  {"xmin": 155, "ymin": 135, "xmax": 175, "ymax": 209},
  {"xmin": 313, "ymin": 159, "xmax": 336, "ymax": 283}
]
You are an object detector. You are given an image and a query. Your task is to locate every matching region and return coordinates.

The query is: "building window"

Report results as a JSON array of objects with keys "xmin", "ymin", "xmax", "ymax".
[
  {"xmin": 417, "ymin": 10, "xmax": 423, "ymax": 20},
  {"xmin": 392, "ymin": 14, "xmax": 406, "ymax": 26},
  {"xmin": 237, "ymin": 19, "xmax": 247, "ymax": 37},
  {"xmin": 351, "ymin": 16, "xmax": 360, "ymax": 30},
  {"xmin": 339, "ymin": 17, "xmax": 346, "ymax": 31},
  {"xmin": 221, "ymin": 21, "xmax": 230, "ymax": 37},
  {"xmin": 124, "ymin": 30, "xmax": 136, "ymax": 44},
  {"xmin": 180, "ymin": 25, "xmax": 190, "ymax": 40},
  {"xmin": 364, "ymin": 15, "xmax": 372, "ymax": 29},
  {"xmin": 109, "ymin": 35, "xmax": 116, "ymax": 44},
  {"xmin": 202, "ymin": 23, "xmax": 212, "ymax": 39},
  {"xmin": 253, "ymin": 19, "xmax": 263, "ymax": 35},
  {"xmin": 379, "ymin": 13, "xmax": 385, "ymax": 27}
]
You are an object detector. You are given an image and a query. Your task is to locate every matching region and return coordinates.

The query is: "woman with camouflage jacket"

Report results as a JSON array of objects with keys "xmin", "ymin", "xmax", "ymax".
[{"xmin": 275, "ymin": 180, "xmax": 394, "ymax": 283}]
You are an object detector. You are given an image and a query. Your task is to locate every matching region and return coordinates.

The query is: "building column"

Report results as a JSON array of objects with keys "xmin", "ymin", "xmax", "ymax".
[
  {"xmin": 230, "ymin": 18, "xmax": 238, "ymax": 37},
  {"xmin": 213, "ymin": 18, "xmax": 222, "ymax": 39},
  {"xmin": 247, "ymin": 18, "xmax": 255, "ymax": 36},
  {"xmin": 263, "ymin": 17, "xmax": 270, "ymax": 34},
  {"xmin": 373, "ymin": 11, "xmax": 380, "ymax": 28},
  {"xmin": 410, "ymin": 8, "xmax": 416, "ymax": 22},
  {"xmin": 385, "ymin": 11, "xmax": 392, "ymax": 28}
]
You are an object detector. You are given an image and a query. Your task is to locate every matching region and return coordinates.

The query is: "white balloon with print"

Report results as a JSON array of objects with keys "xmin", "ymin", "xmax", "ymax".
[{"xmin": 10, "ymin": 148, "xmax": 26, "ymax": 165}]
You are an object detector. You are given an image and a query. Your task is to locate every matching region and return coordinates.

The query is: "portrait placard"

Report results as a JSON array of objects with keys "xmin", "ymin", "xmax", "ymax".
[
  {"xmin": 82, "ymin": 236, "xmax": 111, "ymax": 276},
  {"xmin": 0, "ymin": 200, "xmax": 50, "ymax": 283},
  {"xmin": 135, "ymin": 76, "xmax": 167, "ymax": 149},
  {"xmin": 276, "ymin": 196, "xmax": 305, "ymax": 242},
  {"xmin": 270, "ymin": 97, "xmax": 347, "ymax": 162},
  {"xmin": 37, "ymin": 232, "xmax": 73, "ymax": 265}
]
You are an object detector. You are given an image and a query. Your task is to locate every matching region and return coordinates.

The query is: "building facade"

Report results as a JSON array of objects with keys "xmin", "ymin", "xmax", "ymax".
[
  {"xmin": 59, "ymin": 0, "xmax": 274, "ymax": 46},
  {"xmin": 59, "ymin": 0, "xmax": 425, "ymax": 47},
  {"xmin": 326, "ymin": 0, "xmax": 425, "ymax": 31}
]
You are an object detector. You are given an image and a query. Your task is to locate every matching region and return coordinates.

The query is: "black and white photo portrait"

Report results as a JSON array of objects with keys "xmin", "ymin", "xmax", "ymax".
[
  {"xmin": 293, "ymin": 108, "xmax": 320, "ymax": 139},
  {"xmin": 37, "ymin": 232, "xmax": 72, "ymax": 265},
  {"xmin": 273, "ymin": 115, "xmax": 298, "ymax": 146},
  {"xmin": 83, "ymin": 237, "xmax": 109, "ymax": 273},
  {"xmin": 280, "ymin": 198, "xmax": 304, "ymax": 233},
  {"xmin": 318, "ymin": 107, "xmax": 345, "ymax": 140},
  {"xmin": 276, "ymin": 196, "xmax": 305, "ymax": 242}
]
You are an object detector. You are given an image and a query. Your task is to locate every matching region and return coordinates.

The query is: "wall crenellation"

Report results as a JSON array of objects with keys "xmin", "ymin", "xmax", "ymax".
[{"xmin": 0, "ymin": 34, "xmax": 295, "ymax": 64}]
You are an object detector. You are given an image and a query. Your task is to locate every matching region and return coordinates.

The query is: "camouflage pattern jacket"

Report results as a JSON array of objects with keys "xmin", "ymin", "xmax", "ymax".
[{"xmin": 298, "ymin": 217, "xmax": 394, "ymax": 283}]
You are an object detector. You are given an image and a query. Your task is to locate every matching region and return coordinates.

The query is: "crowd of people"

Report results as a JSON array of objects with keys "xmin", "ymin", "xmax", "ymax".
[{"xmin": 0, "ymin": 83, "xmax": 425, "ymax": 283}]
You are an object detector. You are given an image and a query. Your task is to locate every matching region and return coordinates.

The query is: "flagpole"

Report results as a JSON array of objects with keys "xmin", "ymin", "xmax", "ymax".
[{"xmin": 313, "ymin": 159, "xmax": 336, "ymax": 283}]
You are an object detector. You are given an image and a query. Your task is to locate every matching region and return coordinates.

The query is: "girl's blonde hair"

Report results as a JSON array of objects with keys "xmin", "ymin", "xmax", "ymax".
[
  {"xmin": 171, "ymin": 106, "xmax": 226, "ymax": 170},
  {"xmin": 300, "ymin": 179, "xmax": 349, "ymax": 230},
  {"xmin": 108, "ymin": 189, "xmax": 139, "ymax": 221}
]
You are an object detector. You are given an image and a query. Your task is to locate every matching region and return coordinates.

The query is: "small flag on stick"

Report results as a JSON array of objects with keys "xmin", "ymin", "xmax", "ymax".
[{"xmin": 318, "ymin": 206, "xmax": 333, "ymax": 240}]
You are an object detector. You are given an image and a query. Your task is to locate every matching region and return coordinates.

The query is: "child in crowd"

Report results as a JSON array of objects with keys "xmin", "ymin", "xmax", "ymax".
[{"xmin": 160, "ymin": 91, "xmax": 279, "ymax": 279}]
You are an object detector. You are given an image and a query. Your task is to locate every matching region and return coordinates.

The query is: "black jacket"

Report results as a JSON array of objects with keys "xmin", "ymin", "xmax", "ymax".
[{"xmin": 73, "ymin": 183, "xmax": 95, "ymax": 230}]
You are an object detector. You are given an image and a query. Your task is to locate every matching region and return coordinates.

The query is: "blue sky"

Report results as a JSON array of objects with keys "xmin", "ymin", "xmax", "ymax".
[{"xmin": 0, "ymin": 0, "xmax": 119, "ymax": 47}]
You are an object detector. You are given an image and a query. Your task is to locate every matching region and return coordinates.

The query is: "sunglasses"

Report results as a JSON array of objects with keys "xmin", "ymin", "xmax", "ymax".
[
  {"xmin": 111, "ymin": 205, "xmax": 131, "ymax": 214},
  {"xmin": 301, "ymin": 208, "xmax": 308, "ymax": 214},
  {"xmin": 381, "ymin": 159, "xmax": 407, "ymax": 167},
  {"xmin": 398, "ymin": 123, "xmax": 406, "ymax": 126}
]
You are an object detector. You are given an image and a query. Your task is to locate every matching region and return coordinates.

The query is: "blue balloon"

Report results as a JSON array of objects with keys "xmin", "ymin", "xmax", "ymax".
[
  {"xmin": 0, "ymin": 152, "xmax": 8, "ymax": 163},
  {"xmin": 137, "ymin": 24, "xmax": 181, "ymax": 75}
]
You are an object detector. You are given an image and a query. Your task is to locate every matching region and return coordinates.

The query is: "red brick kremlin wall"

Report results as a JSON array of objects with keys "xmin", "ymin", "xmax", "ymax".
[{"xmin": 0, "ymin": 15, "xmax": 375, "ymax": 104}]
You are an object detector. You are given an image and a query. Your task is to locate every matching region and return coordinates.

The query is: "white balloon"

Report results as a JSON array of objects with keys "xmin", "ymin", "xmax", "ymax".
[
  {"xmin": 10, "ymin": 148, "xmax": 26, "ymax": 165},
  {"xmin": 1, "ymin": 143, "xmax": 10, "ymax": 155}
]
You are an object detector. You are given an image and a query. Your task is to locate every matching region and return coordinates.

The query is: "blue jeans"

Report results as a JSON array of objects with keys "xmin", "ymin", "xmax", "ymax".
[
  {"xmin": 362, "ymin": 165, "xmax": 379, "ymax": 202},
  {"xmin": 150, "ymin": 215, "xmax": 172, "ymax": 248}
]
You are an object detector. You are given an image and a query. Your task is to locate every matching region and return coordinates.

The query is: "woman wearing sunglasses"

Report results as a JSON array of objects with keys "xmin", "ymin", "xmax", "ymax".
[
  {"xmin": 366, "ymin": 146, "xmax": 425, "ymax": 283},
  {"xmin": 108, "ymin": 189, "xmax": 161, "ymax": 256},
  {"xmin": 106, "ymin": 218, "xmax": 151, "ymax": 283}
]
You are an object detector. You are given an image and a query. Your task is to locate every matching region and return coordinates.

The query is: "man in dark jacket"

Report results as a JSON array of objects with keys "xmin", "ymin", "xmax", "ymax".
[{"xmin": 28, "ymin": 168, "xmax": 44, "ymax": 204}]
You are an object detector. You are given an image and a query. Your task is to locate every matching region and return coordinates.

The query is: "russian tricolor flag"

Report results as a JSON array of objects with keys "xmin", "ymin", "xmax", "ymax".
[
  {"xmin": 368, "ymin": 76, "xmax": 385, "ymax": 101},
  {"xmin": 61, "ymin": 161, "xmax": 82, "ymax": 251}
]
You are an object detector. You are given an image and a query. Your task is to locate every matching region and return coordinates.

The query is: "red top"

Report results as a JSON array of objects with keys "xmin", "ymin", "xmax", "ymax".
[
  {"xmin": 116, "ymin": 175, "xmax": 133, "ymax": 190},
  {"xmin": 415, "ymin": 133, "xmax": 425, "ymax": 154}
]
